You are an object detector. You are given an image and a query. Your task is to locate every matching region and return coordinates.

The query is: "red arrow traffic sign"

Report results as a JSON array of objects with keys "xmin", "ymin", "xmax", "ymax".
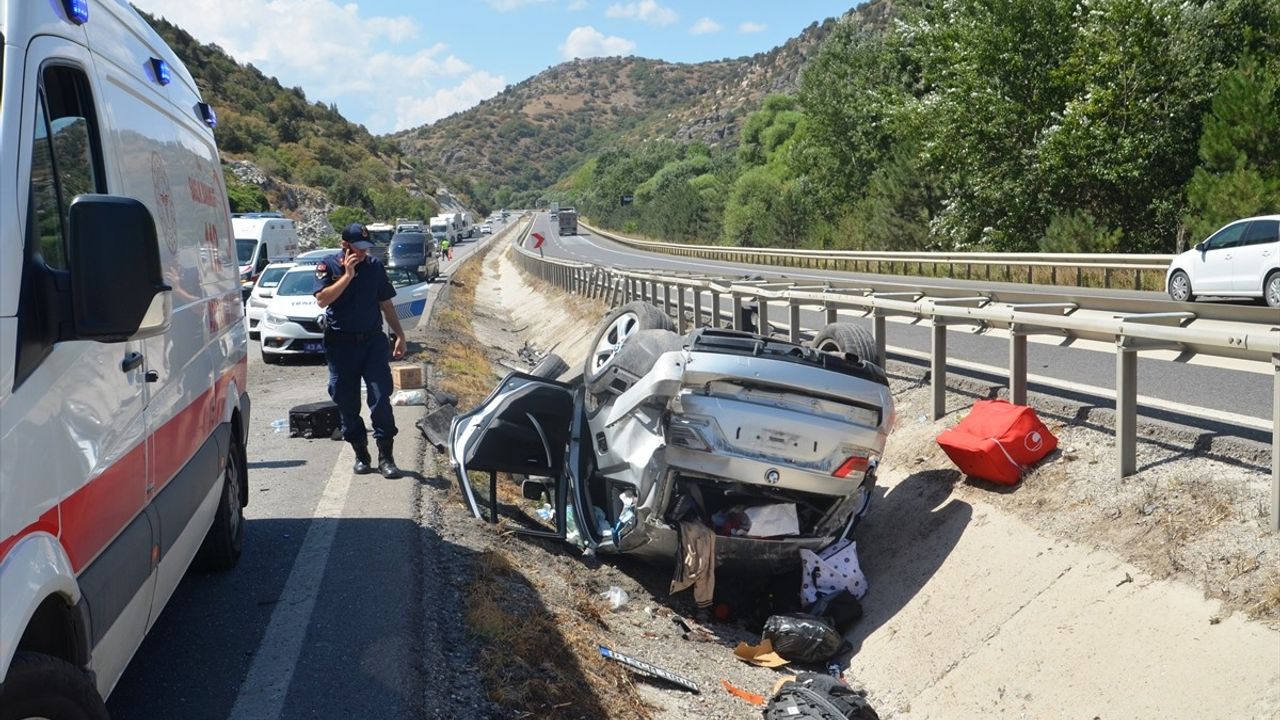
[{"xmin": 531, "ymin": 232, "xmax": 545, "ymax": 249}]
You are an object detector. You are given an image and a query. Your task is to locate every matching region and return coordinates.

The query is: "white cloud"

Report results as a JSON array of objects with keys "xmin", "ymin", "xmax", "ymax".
[
  {"xmin": 605, "ymin": 1, "xmax": 677, "ymax": 26},
  {"xmin": 689, "ymin": 17, "xmax": 722, "ymax": 35},
  {"xmin": 560, "ymin": 26, "xmax": 636, "ymax": 60},
  {"xmin": 134, "ymin": 0, "xmax": 505, "ymax": 133},
  {"xmin": 485, "ymin": 0, "xmax": 551, "ymax": 10},
  {"xmin": 568, "ymin": 0, "xmax": 588, "ymax": 9},
  {"xmin": 738, "ymin": 21, "xmax": 767, "ymax": 34},
  {"xmin": 394, "ymin": 71, "xmax": 508, "ymax": 131}
]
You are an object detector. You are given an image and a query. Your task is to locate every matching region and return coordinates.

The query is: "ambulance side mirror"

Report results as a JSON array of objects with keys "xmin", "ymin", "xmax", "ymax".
[{"xmin": 66, "ymin": 195, "xmax": 172, "ymax": 342}]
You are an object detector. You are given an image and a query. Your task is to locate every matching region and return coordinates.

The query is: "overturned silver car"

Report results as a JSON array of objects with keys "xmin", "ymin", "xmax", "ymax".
[{"xmin": 449, "ymin": 302, "xmax": 896, "ymax": 567}]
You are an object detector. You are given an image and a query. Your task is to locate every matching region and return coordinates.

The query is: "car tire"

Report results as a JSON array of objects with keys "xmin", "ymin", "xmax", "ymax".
[
  {"xmin": 813, "ymin": 322, "xmax": 878, "ymax": 365},
  {"xmin": 584, "ymin": 302, "xmax": 675, "ymax": 396},
  {"xmin": 1168, "ymin": 270, "xmax": 1195, "ymax": 302},
  {"xmin": 195, "ymin": 431, "xmax": 246, "ymax": 572},
  {"xmin": 261, "ymin": 347, "xmax": 282, "ymax": 365},
  {"xmin": 0, "ymin": 652, "xmax": 109, "ymax": 720},
  {"xmin": 1265, "ymin": 270, "xmax": 1280, "ymax": 308}
]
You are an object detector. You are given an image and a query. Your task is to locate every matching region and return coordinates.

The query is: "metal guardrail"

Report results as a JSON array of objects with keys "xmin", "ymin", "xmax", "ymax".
[
  {"xmin": 509, "ymin": 232, "xmax": 1280, "ymax": 532},
  {"xmin": 581, "ymin": 220, "xmax": 1177, "ymax": 291}
]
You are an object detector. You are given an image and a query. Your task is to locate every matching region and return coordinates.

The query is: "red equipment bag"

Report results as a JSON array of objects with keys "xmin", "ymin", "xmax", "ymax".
[{"xmin": 935, "ymin": 400, "xmax": 1057, "ymax": 485}]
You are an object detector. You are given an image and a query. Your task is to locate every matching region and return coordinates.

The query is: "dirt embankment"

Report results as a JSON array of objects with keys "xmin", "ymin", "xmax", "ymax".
[{"xmin": 417, "ymin": 238, "xmax": 1280, "ymax": 720}]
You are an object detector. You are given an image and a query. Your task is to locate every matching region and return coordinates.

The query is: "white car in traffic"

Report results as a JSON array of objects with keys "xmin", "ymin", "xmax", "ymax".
[
  {"xmin": 244, "ymin": 261, "xmax": 297, "ymax": 338},
  {"xmin": 1166, "ymin": 215, "xmax": 1279, "ymax": 307},
  {"xmin": 259, "ymin": 265, "xmax": 432, "ymax": 363}
]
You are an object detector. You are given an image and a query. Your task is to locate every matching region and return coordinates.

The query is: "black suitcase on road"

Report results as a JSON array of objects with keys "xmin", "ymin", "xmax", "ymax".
[{"xmin": 289, "ymin": 401, "xmax": 341, "ymax": 439}]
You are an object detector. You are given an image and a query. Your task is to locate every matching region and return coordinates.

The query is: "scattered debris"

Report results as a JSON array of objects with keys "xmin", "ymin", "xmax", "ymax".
[
  {"xmin": 416, "ymin": 405, "xmax": 457, "ymax": 451},
  {"xmin": 599, "ymin": 586, "xmax": 630, "ymax": 611},
  {"xmin": 762, "ymin": 613, "xmax": 847, "ymax": 664},
  {"xmin": 672, "ymin": 614, "xmax": 719, "ymax": 643},
  {"xmin": 390, "ymin": 388, "xmax": 428, "ymax": 406},
  {"xmin": 763, "ymin": 672, "xmax": 881, "ymax": 720},
  {"xmin": 1116, "ymin": 573, "xmax": 1134, "ymax": 588},
  {"xmin": 733, "ymin": 639, "xmax": 789, "ymax": 668},
  {"xmin": 936, "ymin": 399, "xmax": 1058, "ymax": 485},
  {"xmin": 721, "ymin": 679, "xmax": 766, "ymax": 706},
  {"xmin": 598, "ymin": 646, "xmax": 700, "ymax": 693}
]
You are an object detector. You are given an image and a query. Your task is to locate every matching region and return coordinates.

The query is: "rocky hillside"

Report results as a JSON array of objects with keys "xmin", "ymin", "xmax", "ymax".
[
  {"xmin": 142, "ymin": 12, "xmax": 441, "ymax": 245},
  {"xmin": 396, "ymin": 1, "xmax": 894, "ymax": 208}
]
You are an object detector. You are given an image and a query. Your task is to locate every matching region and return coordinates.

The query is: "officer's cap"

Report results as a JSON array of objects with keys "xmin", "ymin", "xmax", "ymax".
[{"xmin": 342, "ymin": 223, "xmax": 375, "ymax": 249}]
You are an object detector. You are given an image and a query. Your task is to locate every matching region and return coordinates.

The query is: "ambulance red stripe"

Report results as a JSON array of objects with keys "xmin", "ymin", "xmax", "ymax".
[{"xmin": 0, "ymin": 356, "xmax": 248, "ymax": 573}]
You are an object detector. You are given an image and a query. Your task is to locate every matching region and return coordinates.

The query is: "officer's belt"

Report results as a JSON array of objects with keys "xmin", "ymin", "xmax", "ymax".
[{"xmin": 323, "ymin": 329, "xmax": 384, "ymax": 344}]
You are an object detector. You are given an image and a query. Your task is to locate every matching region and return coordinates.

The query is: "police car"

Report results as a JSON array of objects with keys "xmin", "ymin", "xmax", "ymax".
[
  {"xmin": 259, "ymin": 264, "xmax": 430, "ymax": 363},
  {"xmin": 244, "ymin": 260, "xmax": 297, "ymax": 338}
]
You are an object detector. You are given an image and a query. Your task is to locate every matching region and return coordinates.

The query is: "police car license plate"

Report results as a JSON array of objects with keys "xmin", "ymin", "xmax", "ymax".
[{"xmin": 303, "ymin": 342, "xmax": 324, "ymax": 353}]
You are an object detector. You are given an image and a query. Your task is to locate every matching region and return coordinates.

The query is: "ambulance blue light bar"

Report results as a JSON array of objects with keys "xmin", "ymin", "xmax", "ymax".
[
  {"xmin": 64, "ymin": 0, "xmax": 90, "ymax": 25},
  {"xmin": 151, "ymin": 58, "xmax": 172, "ymax": 86},
  {"xmin": 198, "ymin": 102, "xmax": 218, "ymax": 129}
]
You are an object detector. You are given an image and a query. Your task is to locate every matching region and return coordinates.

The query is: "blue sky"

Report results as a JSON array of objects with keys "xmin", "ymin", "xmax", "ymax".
[{"xmin": 135, "ymin": 0, "xmax": 856, "ymax": 135}]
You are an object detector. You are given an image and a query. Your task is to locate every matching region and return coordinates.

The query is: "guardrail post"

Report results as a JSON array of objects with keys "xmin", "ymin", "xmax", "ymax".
[
  {"xmin": 648, "ymin": 279, "xmax": 658, "ymax": 307},
  {"xmin": 676, "ymin": 285, "xmax": 689, "ymax": 334},
  {"xmin": 1116, "ymin": 342, "xmax": 1138, "ymax": 478},
  {"xmin": 733, "ymin": 293, "xmax": 748, "ymax": 332},
  {"xmin": 788, "ymin": 300, "xmax": 802, "ymax": 344},
  {"xmin": 825, "ymin": 306, "xmax": 838, "ymax": 326},
  {"xmin": 873, "ymin": 313, "xmax": 887, "ymax": 368},
  {"xmin": 711, "ymin": 291, "xmax": 722, "ymax": 328},
  {"xmin": 1009, "ymin": 328, "xmax": 1028, "ymax": 406},
  {"xmin": 931, "ymin": 321, "xmax": 947, "ymax": 420},
  {"xmin": 1271, "ymin": 354, "xmax": 1279, "ymax": 532},
  {"xmin": 692, "ymin": 288, "xmax": 703, "ymax": 329},
  {"xmin": 757, "ymin": 297, "xmax": 770, "ymax": 337}
]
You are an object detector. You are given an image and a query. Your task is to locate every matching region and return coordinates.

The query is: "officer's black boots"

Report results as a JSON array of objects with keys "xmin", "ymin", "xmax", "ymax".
[
  {"xmin": 376, "ymin": 438, "xmax": 401, "ymax": 479},
  {"xmin": 352, "ymin": 441, "xmax": 373, "ymax": 475}
]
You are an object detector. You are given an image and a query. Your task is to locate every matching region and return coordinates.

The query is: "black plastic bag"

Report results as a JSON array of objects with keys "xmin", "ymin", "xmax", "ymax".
[
  {"xmin": 762, "ymin": 672, "xmax": 880, "ymax": 720},
  {"xmin": 809, "ymin": 590, "xmax": 863, "ymax": 633},
  {"xmin": 761, "ymin": 613, "xmax": 845, "ymax": 664}
]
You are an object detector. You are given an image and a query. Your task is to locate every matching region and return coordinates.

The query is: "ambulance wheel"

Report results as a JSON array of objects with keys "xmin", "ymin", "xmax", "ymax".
[
  {"xmin": 195, "ymin": 432, "xmax": 246, "ymax": 572},
  {"xmin": 0, "ymin": 652, "xmax": 109, "ymax": 720}
]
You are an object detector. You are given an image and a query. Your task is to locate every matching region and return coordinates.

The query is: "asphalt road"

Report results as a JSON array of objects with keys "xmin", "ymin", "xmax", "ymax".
[
  {"xmin": 105, "ymin": 221, "xmax": 507, "ymax": 720},
  {"xmin": 535, "ymin": 214, "xmax": 1274, "ymax": 429}
]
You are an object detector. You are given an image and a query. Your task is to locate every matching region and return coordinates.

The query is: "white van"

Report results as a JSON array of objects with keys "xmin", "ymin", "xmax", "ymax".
[
  {"xmin": 233, "ymin": 214, "xmax": 298, "ymax": 292},
  {"xmin": 0, "ymin": 2, "xmax": 250, "ymax": 715}
]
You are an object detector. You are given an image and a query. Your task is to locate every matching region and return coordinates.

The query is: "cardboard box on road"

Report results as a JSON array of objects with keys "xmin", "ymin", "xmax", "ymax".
[{"xmin": 391, "ymin": 364, "xmax": 423, "ymax": 390}]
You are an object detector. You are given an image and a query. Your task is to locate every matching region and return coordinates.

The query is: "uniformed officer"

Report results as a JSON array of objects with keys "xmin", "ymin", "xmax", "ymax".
[{"xmin": 314, "ymin": 223, "xmax": 408, "ymax": 478}]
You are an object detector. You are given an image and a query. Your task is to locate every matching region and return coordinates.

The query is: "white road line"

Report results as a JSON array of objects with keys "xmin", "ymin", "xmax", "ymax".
[
  {"xmin": 227, "ymin": 446, "xmax": 355, "ymax": 720},
  {"xmin": 889, "ymin": 346, "xmax": 1273, "ymax": 430}
]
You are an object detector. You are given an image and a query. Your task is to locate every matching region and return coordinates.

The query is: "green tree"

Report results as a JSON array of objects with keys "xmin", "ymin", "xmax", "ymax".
[
  {"xmin": 328, "ymin": 206, "xmax": 369, "ymax": 229},
  {"xmin": 1184, "ymin": 53, "xmax": 1280, "ymax": 240}
]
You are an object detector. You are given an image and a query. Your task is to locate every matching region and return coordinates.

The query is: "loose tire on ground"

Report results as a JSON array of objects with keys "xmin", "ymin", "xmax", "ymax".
[
  {"xmin": 1168, "ymin": 270, "xmax": 1195, "ymax": 303},
  {"xmin": 0, "ymin": 652, "xmax": 109, "ymax": 720},
  {"xmin": 584, "ymin": 302, "xmax": 675, "ymax": 396},
  {"xmin": 195, "ymin": 431, "xmax": 246, "ymax": 571},
  {"xmin": 812, "ymin": 322, "xmax": 878, "ymax": 365}
]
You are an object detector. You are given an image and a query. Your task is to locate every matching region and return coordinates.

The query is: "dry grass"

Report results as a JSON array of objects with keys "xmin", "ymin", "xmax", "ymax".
[{"xmin": 432, "ymin": 240, "xmax": 654, "ymax": 720}]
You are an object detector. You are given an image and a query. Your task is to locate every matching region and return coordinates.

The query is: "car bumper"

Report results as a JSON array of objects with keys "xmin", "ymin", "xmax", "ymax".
[{"xmin": 259, "ymin": 322, "xmax": 324, "ymax": 354}]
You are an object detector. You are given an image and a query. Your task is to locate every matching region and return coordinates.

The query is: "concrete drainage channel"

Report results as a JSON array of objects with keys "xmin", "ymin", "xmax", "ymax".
[{"xmin": 413, "ymin": 238, "xmax": 1280, "ymax": 719}]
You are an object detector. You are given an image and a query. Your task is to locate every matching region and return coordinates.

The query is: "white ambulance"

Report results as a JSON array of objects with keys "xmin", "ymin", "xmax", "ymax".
[
  {"xmin": 233, "ymin": 213, "xmax": 299, "ymax": 292},
  {"xmin": 0, "ymin": 1, "xmax": 250, "ymax": 716}
]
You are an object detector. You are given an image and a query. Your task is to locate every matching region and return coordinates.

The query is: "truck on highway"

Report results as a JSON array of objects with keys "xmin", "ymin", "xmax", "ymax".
[
  {"xmin": 0, "ymin": 2, "xmax": 251, "ymax": 714},
  {"xmin": 559, "ymin": 208, "xmax": 579, "ymax": 236},
  {"xmin": 365, "ymin": 222, "xmax": 395, "ymax": 262},
  {"xmin": 429, "ymin": 215, "xmax": 456, "ymax": 245}
]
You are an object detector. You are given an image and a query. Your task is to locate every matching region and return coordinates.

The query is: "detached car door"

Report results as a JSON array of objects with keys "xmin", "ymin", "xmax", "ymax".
[{"xmin": 449, "ymin": 373, "xmax": 579, "ymax": 539}]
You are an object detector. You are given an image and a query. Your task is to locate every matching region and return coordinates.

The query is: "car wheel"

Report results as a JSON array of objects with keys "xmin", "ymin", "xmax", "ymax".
[
  {"xmin": 1168, "ymin": 270, "xmax": 1195, "ymax": 302},
  {"xmin": 261, "ymin": 347, "xmax": 281, "ymax": 365},
  {"xmin": 195, "ymin": 430, "xmax": 246, "ymax": 572},
  {"xmin": 584, "ymin": 302, "xmax": 676, "ymax": 397},
  {"xmin": 0, "ymin": 652, "xmax": 109, "ymax": 720},
  {"xmin": 813, "ymin": 322, "xmax": 878, "ymax": 365},
  {"xmin": 1265, "ymin": 270, "xmax": 1280, "ymax": 308}
]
